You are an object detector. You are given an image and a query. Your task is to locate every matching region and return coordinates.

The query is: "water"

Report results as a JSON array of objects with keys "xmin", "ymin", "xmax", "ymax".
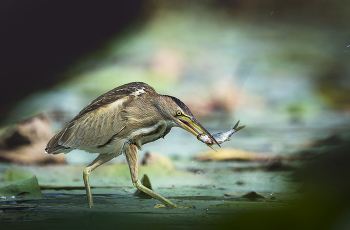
[{"xmin": 0, "ymin": 191, "xmax": 300, "ymax": 224}]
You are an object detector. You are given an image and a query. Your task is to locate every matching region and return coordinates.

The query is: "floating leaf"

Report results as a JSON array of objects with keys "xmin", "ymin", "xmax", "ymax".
[
  {"xmin": 4, "ymin": 167, "xmax": 34, "ymax": 181},
  {"xmin": 0, "ymin": 176, "xmax": 43, "ymax": 200}
]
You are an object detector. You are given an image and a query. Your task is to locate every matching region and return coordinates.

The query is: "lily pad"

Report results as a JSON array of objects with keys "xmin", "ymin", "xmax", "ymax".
[
  {"xmin": 4, "ymin": 167, "xmax": 34, "ymax": 181},
  {"xmin": 0, "ymin": 176, "xmax": 43, "ymax": 200}
]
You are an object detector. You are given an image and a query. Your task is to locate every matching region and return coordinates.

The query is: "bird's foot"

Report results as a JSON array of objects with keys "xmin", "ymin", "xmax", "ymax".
[{"xmin": 153, "ymin": 203, "xmax": 196, "ymax": 209}]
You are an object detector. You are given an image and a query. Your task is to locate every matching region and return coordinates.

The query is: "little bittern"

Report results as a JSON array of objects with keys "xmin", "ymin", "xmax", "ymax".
[{"xmin": 46, "ymin": 82, "xmax": 218, "ymax": 208}]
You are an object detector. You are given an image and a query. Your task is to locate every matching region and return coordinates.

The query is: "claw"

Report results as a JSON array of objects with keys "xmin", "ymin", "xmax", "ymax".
[{"xmin": 154, "ymin": 204, "xmax": 196, "ymax": 209}]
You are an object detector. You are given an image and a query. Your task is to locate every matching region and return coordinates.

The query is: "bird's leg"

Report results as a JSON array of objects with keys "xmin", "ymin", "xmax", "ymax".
[
  {"xmin": 83, "ymin": 153, "xmax": 115, "ymax": 208},
  {"xmin": 124, "ymin": 143, "xmax": 195, "ymax": 209},
  {"xmin": 83, "ymin": 168, "xmax": 93, "ymax": 208}
]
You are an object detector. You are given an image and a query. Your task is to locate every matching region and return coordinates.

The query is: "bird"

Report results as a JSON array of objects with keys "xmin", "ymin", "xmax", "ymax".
[{"xmin": 45, "ymin": 82, "xmax": 219, "ymax": 208}]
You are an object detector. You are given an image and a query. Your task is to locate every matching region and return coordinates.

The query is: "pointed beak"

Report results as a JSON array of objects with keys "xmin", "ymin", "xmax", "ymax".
[{"xmin": 177, "ymin": 116, "xmax": 220, "ymax": 150}]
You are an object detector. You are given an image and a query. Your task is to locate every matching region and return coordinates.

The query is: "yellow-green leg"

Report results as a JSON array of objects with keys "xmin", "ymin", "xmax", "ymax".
[
  {"xmin": 124, "ymin": 143, "xmax": 195, "ymax": 209},
  {"xmin": 83, "ymin": 153, "xmax": 116, "ymax": 208},
  {"xmin": 133, "ymin": 180, "xmax": 195, "ymax": 208},
  {"xmin": 83, "ymin": 168, "xmax": 93, "ymax": 208}
]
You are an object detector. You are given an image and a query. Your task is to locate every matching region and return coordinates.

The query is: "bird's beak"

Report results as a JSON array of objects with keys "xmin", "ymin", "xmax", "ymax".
[{"xmin": 177, "ymin": 116, "xmax": 220, "ymax": 150}]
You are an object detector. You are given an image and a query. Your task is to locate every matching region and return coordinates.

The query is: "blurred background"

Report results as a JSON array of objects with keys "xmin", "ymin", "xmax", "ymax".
[{"xmin": 1, "ymin": 0, "xmax": 350, "ymax": 229}]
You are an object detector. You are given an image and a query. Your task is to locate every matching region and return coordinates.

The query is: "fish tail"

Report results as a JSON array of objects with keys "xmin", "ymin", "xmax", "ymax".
[
  {"xmin": 233, "ymin": 120, "xmax": 245, "ymax": 131},
  {"xmin": 233, "ymin": 120, "xmax": 240, "ymax": 129},
  {"xmin": 232, "ymin": 119, "xmax": 246, "ymax": 133},
  {"xmin": 236, "ymin": 125, "xmax": 246, "ymax": 131}
]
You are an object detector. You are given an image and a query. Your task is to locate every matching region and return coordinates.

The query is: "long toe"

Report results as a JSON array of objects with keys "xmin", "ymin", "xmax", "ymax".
[{"xmin": 153, "ymin": 203, "xmax": 196, "ymax": 209}]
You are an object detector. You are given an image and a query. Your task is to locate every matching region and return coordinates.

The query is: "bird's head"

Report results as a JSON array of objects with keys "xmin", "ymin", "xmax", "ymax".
[{"xmin": 155, "ymin": 95, "xmax": 220, "ymax": 150}]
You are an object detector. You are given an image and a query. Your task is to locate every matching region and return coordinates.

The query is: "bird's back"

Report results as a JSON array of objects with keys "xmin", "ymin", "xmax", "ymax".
[{"xmin": 45, "ymin": 82, "xmax": 157, "ymax": 154}]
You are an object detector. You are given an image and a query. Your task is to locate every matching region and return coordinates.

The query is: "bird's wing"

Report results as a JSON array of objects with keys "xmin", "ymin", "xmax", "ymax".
[{"xmin": 46, "ymin": 82, "xmax": 157, "ymax": 153}]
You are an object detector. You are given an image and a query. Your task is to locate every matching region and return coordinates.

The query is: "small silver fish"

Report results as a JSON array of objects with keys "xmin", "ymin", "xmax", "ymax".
[{"xmin": 197, "ymin": 120, "xmax": 245, "ymax": 145}]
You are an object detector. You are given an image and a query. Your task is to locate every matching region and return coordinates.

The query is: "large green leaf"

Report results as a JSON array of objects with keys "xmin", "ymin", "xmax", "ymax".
[
  {"xmin": 4, "ymin": 167, "xmax": 34, "ymax": 181},
  {"xmin": 0, "ymin": 176, "xmax": 43, "ymax": 200}
]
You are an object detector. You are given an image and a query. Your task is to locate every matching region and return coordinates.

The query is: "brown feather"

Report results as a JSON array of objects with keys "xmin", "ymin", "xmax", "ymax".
[
  {"xmin": 71, "ymin": 82, "xmax": 156, "ymax": 122},
  {"xmin": 46, "ymin": 82, "xmax": 157, "ymax": 153}
]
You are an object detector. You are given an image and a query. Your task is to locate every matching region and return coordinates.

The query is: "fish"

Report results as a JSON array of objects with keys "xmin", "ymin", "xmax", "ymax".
[{"xmin": 197, "ymin": 120, "xmax": 245, "ymax": 145}]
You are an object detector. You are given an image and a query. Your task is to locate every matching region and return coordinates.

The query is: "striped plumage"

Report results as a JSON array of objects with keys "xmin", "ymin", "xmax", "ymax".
[{"xmin": 46, "ymin": 82, "xmax": 217, "ymax": 208}]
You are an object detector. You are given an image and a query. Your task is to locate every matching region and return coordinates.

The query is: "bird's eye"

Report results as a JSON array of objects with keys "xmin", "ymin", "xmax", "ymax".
[{"xmin": 176, "ymin": 110, "xmax": 182, "ymax": 116}]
